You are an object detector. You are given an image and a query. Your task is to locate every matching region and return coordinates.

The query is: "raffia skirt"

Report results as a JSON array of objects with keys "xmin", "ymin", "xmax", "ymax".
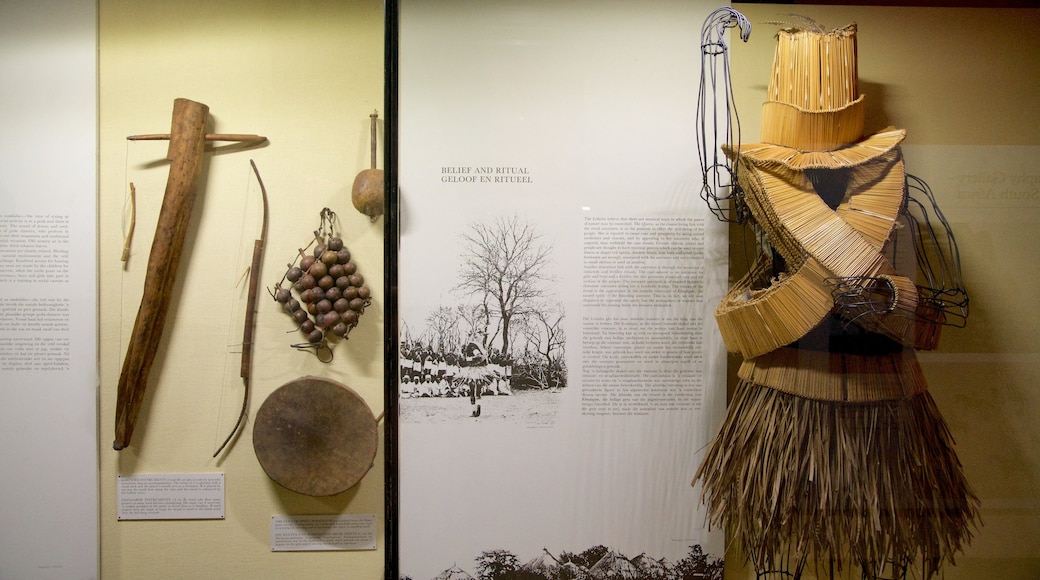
[
  {"xmin": 456, "ymin": 364, "xmax": 496, "ymax": 390},
  {"xmin": 694, "ymin": 348, "xmax": 979, "ymax": 577}
]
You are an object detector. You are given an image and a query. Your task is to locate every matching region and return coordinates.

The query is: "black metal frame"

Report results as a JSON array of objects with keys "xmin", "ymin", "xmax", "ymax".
[{"xmin": 383, "ymin": 0, "xmax": 400, "ymax": 577}]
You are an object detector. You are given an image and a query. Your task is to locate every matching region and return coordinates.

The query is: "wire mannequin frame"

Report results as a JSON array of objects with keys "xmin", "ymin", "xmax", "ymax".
[
  {"xmin": 903, "ymin": 173, "xmax": 969, "ymax": 325},
  {"xmin": 696, "ymin": 7, "xmax": 752, "ymax": 224},
  {"xmin": 746, "ymin": 542, "xmax": 807, "ymax": 579},
  {"xmin": 748, "ymin": 547, "xmax": 938, "ymax": 579},
  {"xmin": 827, "ymin": 173, "xmax": 969, "ymax": 340}
]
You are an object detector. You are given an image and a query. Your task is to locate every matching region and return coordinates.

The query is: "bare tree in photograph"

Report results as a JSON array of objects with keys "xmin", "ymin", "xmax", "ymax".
[
  {"xmin": 456, "ymin": 302, "xmax": 490, "ymax": 347},
  {"xmin": 400, "ymin": 319, "xmax": 413, "ymax": 345},
  {"xmin": 458, "ymin": 215, "xmax": 553, "ymax": 357},
  {"xmin": 426, "ymin": 306, "xmax": 460, "ymax": 352},
  {"xmin": 518, "ymin": 302, "xmax": 567, "ymax": 389}
]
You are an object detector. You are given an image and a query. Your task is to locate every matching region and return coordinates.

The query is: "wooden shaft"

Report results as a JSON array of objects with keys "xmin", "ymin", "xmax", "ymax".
[
  {"xmin": 369, "ymin": 112, "xmax": 378, "ymax": 169},
  {"xmin": 114, "ymin": 98, "xmax": 210, "ymax": 450},
  {"xmin": 127, "ymin": 133, "xmax": 267, "ymax": 142},
  {"xmin": 240, "ymin": 240, "xmax": 263, "ymax": 379}
]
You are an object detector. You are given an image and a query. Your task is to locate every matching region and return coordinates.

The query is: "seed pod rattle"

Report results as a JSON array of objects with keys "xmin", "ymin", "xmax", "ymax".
[{"xmin": 270, "ymin": 207, "xmax": 371, "ymax": 360}]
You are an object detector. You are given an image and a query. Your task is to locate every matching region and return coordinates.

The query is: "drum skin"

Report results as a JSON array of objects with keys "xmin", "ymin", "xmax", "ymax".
[{"xmin": 253, "ymin": 376, "xmax": 377, "ymax": 496}]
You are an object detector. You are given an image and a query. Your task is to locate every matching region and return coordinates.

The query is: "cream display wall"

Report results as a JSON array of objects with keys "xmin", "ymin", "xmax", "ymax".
[
  {"xmin": 75, "ymin": 2, "xmax": 1040, "ymax": 579},
  {"xmin": 97, "ymin": 1, "xmax": 385, "ymax": 578}
]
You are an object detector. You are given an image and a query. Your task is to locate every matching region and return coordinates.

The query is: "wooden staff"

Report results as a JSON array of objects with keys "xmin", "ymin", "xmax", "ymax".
[{"xmin": 114, "ymin": 98, "xmax": 266, "ymax": 451}]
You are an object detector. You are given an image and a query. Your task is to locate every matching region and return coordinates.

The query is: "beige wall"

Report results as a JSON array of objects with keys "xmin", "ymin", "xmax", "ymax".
[
  {"xmin": 726, "ymin": 4, "xmax": 1040, "ymax": 579},
  {"xmin": 96, "ymin": 2, "xmax": 1039, "ymax": 579},
  {"xmin": 98, "ymin": 1, "xmax": 385, "ymax": 578}
]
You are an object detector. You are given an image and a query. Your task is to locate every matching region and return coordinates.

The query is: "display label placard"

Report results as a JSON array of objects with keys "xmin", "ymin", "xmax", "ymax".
[
  {"xmin": 116, "ymin": 473, "xmax": 224, "ymax": 521},
  {"xmin": 270, "ymin": 515, "xmax": 377, "ymax": 552}
]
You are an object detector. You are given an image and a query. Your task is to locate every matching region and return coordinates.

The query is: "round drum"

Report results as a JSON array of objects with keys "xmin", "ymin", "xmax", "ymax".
[{"xmin": 252, "ymin": 376, "xmax": 377, "ymax": 496}]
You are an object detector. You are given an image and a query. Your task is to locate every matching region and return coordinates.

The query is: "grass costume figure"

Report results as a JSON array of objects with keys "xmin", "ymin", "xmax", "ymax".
[{"xmin": 694, "ymin": 16, "xmax": 978, "ymax": 579}]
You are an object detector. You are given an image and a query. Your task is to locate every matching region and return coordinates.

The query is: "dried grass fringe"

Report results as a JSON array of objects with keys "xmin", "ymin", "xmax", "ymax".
[{"xmin": 695, "ymin": 381, "xmax": 980, "ymax": 578}]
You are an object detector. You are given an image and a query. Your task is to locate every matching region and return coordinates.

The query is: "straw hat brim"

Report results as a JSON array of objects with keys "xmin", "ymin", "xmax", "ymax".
[{"xmin": 725, "ymin": 126, "xmax": 906, "ymax": 171}]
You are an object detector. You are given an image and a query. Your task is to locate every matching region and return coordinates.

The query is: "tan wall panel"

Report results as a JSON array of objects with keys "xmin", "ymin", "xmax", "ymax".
[{"xmin": 98, "ymin": 1, "xmax": 386, "ymax": 578}]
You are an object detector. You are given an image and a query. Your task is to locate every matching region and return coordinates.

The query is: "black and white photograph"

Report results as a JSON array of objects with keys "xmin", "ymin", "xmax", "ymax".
[{"xmin": 399, "ymin": 214, "xmax": 566, "ymax": 426}]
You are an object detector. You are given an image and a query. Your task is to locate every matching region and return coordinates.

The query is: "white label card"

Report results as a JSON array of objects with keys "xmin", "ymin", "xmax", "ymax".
[
  {"xmin": 270, "ymin": 514, "xmax": 377, "ymax": 552},
  {"xmin": 116, "ymin": 473, "xmax": 225, "ymax": 521}
]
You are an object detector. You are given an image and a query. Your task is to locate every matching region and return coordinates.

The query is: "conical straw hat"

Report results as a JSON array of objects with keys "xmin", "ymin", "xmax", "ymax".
[{"xmin": 734, "ymin": 22, "xmax": 905, "ymax": 170}]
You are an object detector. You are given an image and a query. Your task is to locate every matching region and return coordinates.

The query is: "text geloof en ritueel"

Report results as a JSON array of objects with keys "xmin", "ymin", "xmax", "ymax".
[{"xmin": 440, "ymin": 165, "xmax": 533, "ymax": 184}]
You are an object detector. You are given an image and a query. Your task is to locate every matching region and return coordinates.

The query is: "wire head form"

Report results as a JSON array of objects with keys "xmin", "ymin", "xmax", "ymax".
[{"xmin": 696, "ymin": 7, "xmax": 752, "ymax": 224}]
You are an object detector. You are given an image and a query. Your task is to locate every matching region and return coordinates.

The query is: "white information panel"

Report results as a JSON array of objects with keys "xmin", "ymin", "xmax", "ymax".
[
  {"xmin": 396, "ymin": 1, "xmax": 728, "ymax": 578},
  {"xmin": 0, "ymin": 1, "xmax": 98, "ymax": 577}
]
